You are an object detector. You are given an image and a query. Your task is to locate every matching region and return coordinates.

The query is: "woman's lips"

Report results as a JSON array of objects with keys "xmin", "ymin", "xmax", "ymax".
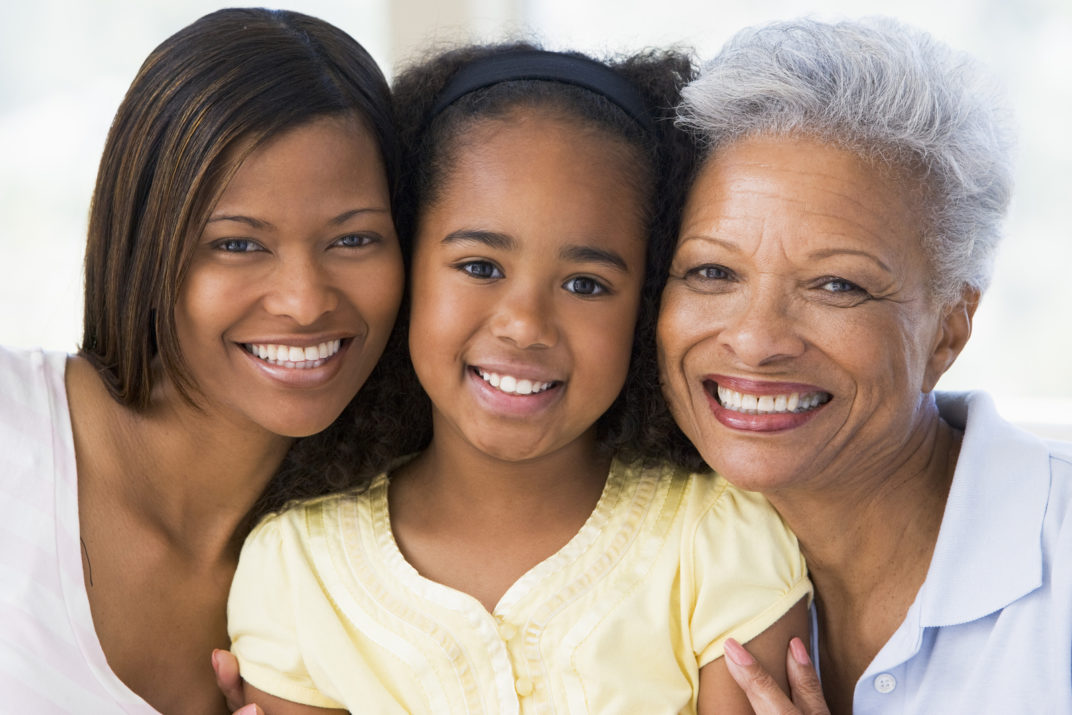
[
  {"xmin": 702, "ymin": 375, "xmax": 832, "ymax": 432},
  {"xmin": 238, "ymin": 337, "xmax": 354, "ymax": 388},
  {"xmin": 242, "ymin": 338, "xmax": 343, "ymax": 369}
]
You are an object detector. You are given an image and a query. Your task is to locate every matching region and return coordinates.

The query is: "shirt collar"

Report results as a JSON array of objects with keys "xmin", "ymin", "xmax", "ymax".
[{"xmin": 916, "ymin": 391, "xmax": 1051, "ymax": 627}]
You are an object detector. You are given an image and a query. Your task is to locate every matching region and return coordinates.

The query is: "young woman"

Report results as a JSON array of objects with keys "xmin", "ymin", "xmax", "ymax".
[
  {"xmin": 0, "ymin": 9, "xmax": 405, "ymax": 713},
  {"xmin": 228, "ymin": 44, "xmax": 810, "ymax": 714}
]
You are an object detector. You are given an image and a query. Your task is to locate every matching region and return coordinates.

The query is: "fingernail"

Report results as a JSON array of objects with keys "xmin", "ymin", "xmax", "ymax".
[
  {"xmin": 724, "ymin": 637, "xmax": 756, "ymax": 667},
  {"xmin": 211, "ymin": 649, "xmax": 220, "ymax": 672},
  {"xmin": 790, "ymin": 637, "xmax": 812, "ymax": 666}
]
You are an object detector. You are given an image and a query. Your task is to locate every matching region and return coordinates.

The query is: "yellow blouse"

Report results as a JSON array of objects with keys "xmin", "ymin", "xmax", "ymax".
[{"xmin": 229, "ymin": 459, "xmax": 810, "ymax": 713}]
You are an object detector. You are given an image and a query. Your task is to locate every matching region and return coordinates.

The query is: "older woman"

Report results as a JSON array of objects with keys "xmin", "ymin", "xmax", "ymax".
[{"xmin": 657, "ymin": 18, "xmax": 1072, "ymax": 714}]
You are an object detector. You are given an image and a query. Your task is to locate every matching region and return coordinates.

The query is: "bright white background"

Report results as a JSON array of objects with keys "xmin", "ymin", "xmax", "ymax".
[{"xmin": 2, "ymin": 0, "xmax": 1069, "ymax": 432}]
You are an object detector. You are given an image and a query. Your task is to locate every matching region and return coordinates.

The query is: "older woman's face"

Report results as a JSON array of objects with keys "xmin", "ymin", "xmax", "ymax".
[{"xmin": 657, "ymin": 135, "xmax": 970, "ymax": 493}]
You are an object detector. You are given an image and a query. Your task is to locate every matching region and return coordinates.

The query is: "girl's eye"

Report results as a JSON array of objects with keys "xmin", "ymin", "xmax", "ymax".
[
  {"xmin": 563, "ymin": 276, "xmax": 609, "ymax": 296},
  {"xmin": 334, "ymin": 233, "xmax": 377, "ymax": 248},
  {"xmin": 213, "ymin": 238, "xmax": 263, "ymax": 253},
  {"xmin": 457, "ymin": 260, "xmax": 503, "ymax": 280}
]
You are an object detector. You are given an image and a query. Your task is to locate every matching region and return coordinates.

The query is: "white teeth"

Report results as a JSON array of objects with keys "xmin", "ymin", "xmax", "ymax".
[
  {"xmin": 477, "ymin": 369, "xmax": 554, "ymax": 396},
  {"xmin": 716, "ymin": 385, "xmax": 829, "ymax": 415},
  {"xmin": 244, "ymin": 339, "xmax": 342, "ymax": 369}
]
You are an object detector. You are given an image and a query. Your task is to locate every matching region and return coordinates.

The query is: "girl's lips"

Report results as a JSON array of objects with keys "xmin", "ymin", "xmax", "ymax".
[
  {"xmin": 472, "ymin": 366, "xmax": 559, "ymax": 396},
  {"xmin": 702, "ymin": 374, "xmax": 832, "ymax": 433},
  {"xmin": 467, "ymin": 366, "xmax": 564, "ymax": 416}
]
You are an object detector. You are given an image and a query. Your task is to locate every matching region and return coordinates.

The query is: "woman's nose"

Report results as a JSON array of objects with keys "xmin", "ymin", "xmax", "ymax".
[{"xmin": 262, "ymin": 256, "xmax": 339, "ymax": 326}]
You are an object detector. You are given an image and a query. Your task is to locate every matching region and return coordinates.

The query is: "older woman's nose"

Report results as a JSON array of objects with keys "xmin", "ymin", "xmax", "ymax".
[
  {"xmin": 490, "ymin": 284, "xmax": 558, "ymax": 349},
  {"xmin": 717, "ymin": 287, "xmax": 805, "ymax": 366},
  {"xmin": 263, "ymin": 256, "xmax": 339, "ymax": 326}
]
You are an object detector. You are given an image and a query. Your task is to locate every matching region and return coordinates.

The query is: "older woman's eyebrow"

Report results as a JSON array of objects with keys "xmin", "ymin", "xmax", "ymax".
[
  {"xmin": 807, "ymin": 247, "xmax": 893, "ymax": 274},
  {"xmin": 441, "ymin": 229, "xmax": 514, "ymax": 250},
  {"xmin": 677, "ymin": 234, "xmax": 743, "ymax": 253},
  {"xmin": 559, "ymin": 244, "xmax": 629, "ymax": 272}
]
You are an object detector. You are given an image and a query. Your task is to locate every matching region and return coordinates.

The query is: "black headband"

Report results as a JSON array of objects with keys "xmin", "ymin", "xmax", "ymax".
[{"xmin": 430, "ymin": 50, "xmax": 655, "ymax": 135}]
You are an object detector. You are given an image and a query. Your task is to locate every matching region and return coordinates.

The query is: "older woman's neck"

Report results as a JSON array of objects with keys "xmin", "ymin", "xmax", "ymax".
[
  {"xmin": 766, "ymin": 398, "xmax": 962, "ymax": 708},
  {"xmin": 770, "ymin": 402, "xmax": 960, "ymax": 597}
]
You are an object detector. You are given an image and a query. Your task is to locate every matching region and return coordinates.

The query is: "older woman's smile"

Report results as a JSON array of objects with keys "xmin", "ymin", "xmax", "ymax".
[{"xmin": 702, "ymin": 375, "xmax": 832, "ymax": 431}]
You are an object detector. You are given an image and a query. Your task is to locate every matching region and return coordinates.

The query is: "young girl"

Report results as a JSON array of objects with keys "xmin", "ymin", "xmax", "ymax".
[
  {"xmin": 228, "ymin": 44, "xmax": 811, "ymax": 714},
  {"xmin": 0, "ymin": 9, "xmax": 406, "ymax": 713}
]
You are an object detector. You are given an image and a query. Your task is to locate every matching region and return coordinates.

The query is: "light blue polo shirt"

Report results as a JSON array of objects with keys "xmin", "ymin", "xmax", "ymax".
[{"xmin": 816, "ymin": 391, "xmax": 1072, "ymax": 713}]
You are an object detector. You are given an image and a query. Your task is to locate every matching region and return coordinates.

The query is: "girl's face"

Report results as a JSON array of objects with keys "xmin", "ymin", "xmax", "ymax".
[
  {"xmin": 174, "ymin": 115, "xmax": 403, "ymax": 438},
  {"xmin": 409, "ymin": 111, "xmax": 647, "ymax": 463}
]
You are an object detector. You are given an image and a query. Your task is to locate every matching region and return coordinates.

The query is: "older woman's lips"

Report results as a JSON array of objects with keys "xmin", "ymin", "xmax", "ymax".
[{"xmin": 703, "ymin": 375, "xmax": 831, "ymax": 432}]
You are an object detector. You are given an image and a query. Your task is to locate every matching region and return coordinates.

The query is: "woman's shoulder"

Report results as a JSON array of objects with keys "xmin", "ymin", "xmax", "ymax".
[{"xmin": 0, "ymin": 344, "xmax": 68, "ymax": 400}]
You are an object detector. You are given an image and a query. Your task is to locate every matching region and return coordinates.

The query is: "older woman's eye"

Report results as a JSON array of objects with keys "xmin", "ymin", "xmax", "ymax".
[
  {"xmin": 693, "ymin": 265, "xmax": 729, "ymax": 280},
  {"xmin": 820, "ymin": 277, "xmax": 865, "ymax": 294},
  {"xmin": 679, "ymin": 264, "xmax": 735, "ymax": 291},
  {"xmin": 455, "ymin": 259, "xmax": 503, "ymax": 280}
]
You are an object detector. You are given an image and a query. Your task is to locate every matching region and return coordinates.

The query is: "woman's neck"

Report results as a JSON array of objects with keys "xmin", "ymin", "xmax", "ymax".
[{"xmin": 69, "ymin": 356, "xmax": 291, "ymax": 559}]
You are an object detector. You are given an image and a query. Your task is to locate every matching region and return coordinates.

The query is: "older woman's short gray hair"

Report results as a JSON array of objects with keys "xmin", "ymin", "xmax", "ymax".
[{"xmin": 678, "ymin": 17, "xmax": 1014, "ymax": 306}]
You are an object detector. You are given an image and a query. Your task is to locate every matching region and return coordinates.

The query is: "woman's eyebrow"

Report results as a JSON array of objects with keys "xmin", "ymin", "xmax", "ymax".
[{"xmin": 206, "ymin": 214, "xmax": 272, "ymax": 229}]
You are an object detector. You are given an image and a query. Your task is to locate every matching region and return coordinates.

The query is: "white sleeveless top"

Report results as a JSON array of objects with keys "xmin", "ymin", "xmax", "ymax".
[{"xmin": 0, "ymin": 346, "xmax": 156, "ymax": 713}]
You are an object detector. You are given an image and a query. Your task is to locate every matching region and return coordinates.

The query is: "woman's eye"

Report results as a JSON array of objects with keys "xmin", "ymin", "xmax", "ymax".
[
  {"xmin": 563, "ymin": 276, "xmax": 608, "ymax": 296},
  {"xmin": 334, "ymin": 233, "xmax": 376, "ymax": 248},
  {"xmin": 457, "ymin": 260, "xmax": 503, "ymax": 279},
  {"xmin": 213, "ymin": 238, "xmax": 263, "ymax": 253}
]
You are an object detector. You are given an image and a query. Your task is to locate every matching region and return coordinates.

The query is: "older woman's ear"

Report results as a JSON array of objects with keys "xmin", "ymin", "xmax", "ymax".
[{"xmin": 923, "ymin": 287, "xmax": 981, "ymax": 392}]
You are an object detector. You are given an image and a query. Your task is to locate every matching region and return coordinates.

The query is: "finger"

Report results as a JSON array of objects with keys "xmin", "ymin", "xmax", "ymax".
[
  {"xmin": 723, "ymin": 638, "xmax": 801, "ymax": 715},
  {"xmin": 212, "ymin": 648, "xmax": 246, "ymax": 712},
  {"xmin": 233, "ymin": 705, "xmax": 265, "ymax": 715},
  {"xmin": 786, "ymin": 638, "xmax": 831, "ymax": 715}
]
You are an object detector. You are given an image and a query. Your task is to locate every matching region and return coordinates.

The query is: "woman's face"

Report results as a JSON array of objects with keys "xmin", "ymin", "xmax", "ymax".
[
  {"xmin": 174, "ymin": 115, "xmax": 403, "ymax": 438},
  {"xmin": 408, "ymin": 112, "xmax": 647, "ymax": 463},
  {"xmin": 657, "ymin": 135, "xmax": 972, "ymax": 494}
]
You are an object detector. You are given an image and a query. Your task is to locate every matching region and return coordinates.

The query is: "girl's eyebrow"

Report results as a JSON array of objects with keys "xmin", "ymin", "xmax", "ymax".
[
  {"xmin": 442, "ymin": 229, "xmax": 514, "ymax": 249},
  {"xmin": 560, "ymin": 244, "xmax": 629, "ymax": 273}
]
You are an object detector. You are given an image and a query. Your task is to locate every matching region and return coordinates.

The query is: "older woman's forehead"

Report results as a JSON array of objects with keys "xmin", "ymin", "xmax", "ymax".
[{"xmin": 684, "ymin": 135, "xmax": 925, "ymax": 247}]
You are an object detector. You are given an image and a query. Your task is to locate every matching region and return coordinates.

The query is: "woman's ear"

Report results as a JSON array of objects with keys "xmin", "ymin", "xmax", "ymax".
[{"xmin": 923, "ymin": 286, "xmax": 980, "ymax": 393}]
